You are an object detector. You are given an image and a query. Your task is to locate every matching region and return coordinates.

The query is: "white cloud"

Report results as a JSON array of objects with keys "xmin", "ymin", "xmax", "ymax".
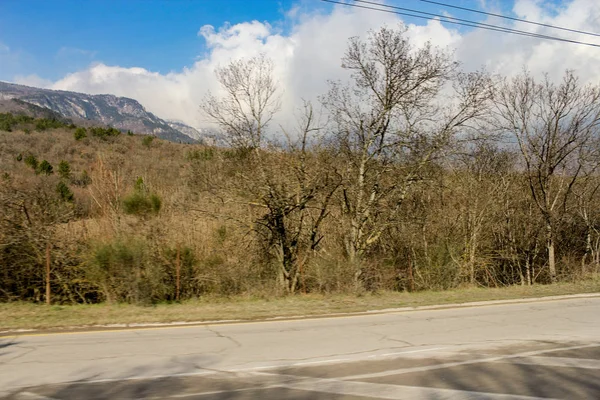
[
  {"xmin": 13, "ymin": 74, "xmax": 53, "ymax": 88},
  {"xmin": 42, "ymin": 0, "xmax": 600, "ymax": 131}
]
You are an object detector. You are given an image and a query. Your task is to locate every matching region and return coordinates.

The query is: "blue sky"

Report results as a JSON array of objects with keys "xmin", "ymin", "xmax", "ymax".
[
  {"xmin": 1, "ymin": 0, "xmax": 591, "ymax": 128},
  {"xmin": 1, "ymin": 0, "xmax": 295, "ymax": 81},
  {"xmin": 0, "ymin": 0, "xmax": 519, "ymax": 83}
]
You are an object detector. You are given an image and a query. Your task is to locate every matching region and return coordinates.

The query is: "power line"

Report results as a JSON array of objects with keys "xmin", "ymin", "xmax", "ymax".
[
  {"xmin": 414, "ymin": 0, "xmax": 600, "ymax": 38},
  {"xmin": 321, "ymin": 0, "xmax": 600, "ymax": 48},
  {"xmin": 353, "ymin": 0, "xmax": 599, "ymax": 46}
]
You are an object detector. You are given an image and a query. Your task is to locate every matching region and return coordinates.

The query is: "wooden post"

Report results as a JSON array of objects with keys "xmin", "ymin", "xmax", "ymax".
[
  {"xmin": 408, "ymin": 253, "xmax": 414, "ymax": 292},
  {"xmin": 45, "ymin": 242, "xmax": 51, "ymax": 305},
  {"xmin": 176, "ymin": 243, "xmax": 181, "ymax": 301}
]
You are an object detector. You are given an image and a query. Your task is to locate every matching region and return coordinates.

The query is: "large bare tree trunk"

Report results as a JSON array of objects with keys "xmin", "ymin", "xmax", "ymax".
[{"xmin": 546, "ymin": 222, "xmax": 557, "ymax": 283}]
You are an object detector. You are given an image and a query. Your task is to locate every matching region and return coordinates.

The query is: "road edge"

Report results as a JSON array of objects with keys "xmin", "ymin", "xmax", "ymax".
[{"xmin": 2, "ymin": 292, "xmax": 599, "ymax": 337}]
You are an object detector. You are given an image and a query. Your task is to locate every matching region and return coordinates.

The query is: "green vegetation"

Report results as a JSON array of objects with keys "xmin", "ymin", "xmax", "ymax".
[
  {"xmin": 142, "ymin": 135, "xmax": 154, "ymax": 146},
  {"xmin": 74, "ymin": 127, "xmax": 87, "ymax": 140},
  {"xmin": 187, "ymin": 148, "xmax": 214, "ymax": 161},
  {"xmin": 0, "ymin": 113, "xmax": 34, "ymax": 132},
  {"xmin": 0, "ymin": 26, "xmax": 599, "ymax": 311},
  {"xmin": 56, "ymin": 181, "xmax": 74, "ymax": 202},
  {"xmin": 58, "ymin": 160, "xmax": 71, "ymax": 179},
  {"xmin": 24, "ymin": 154, "xmax": 38, "ymax": 170},
  {"xmin": 0, "ymin": 280, "xmax": 598, "ymax": 331},
  {"xmin": 36, "ymin": 160, "xmax": 53, "ymax": 175},
  {"xmin": 122, "ymin": 178, "xmax": 162, "ymax": 217},
  {"xmin": 89, "ymin": 126, "xmax": 121, "ymax": 138}
]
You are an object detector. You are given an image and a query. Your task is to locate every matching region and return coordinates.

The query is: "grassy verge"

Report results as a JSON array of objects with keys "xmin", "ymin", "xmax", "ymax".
[{"xmin": 1, "ymin": 279, "xmax": 599, "ymax": 332}]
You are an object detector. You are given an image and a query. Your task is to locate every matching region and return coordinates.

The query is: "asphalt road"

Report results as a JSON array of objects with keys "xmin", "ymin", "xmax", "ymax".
[{"xmin": 1, "ymin": 295, "xmax": 599, "ymax": 399}]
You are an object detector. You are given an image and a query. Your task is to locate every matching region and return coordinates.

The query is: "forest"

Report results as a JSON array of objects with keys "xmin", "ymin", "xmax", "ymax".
[{"xmin": 1, "ymin": 26, "xmax": 599, "ymax": 304}]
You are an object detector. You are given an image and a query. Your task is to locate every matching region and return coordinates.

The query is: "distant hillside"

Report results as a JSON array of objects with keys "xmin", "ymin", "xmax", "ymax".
[
  {"xmin": 166, "ymin": 120, "xmax": 205, "ymax": 141},
  {"xmin": 0, "ymin": 98, "xmax": 69, "ymax": 121},
  {"xmin": 0, "ymin": 81, "xmax": 199, "ymax": 143}
]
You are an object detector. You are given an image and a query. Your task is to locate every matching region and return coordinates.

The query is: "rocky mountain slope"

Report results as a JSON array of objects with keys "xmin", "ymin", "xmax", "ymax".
[
  {"xmin": 166, "ymin": 120, "xmax": 204, "ymax": 141},
  {"xmin": 0, "ymin": 81, "xmax": 199, "ymax": 143}
]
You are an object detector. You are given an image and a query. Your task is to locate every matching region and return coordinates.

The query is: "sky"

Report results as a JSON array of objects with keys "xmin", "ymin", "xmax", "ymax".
[{"xmin": 1, "ymin": 0, "xmax": 599, "ymax": 129}]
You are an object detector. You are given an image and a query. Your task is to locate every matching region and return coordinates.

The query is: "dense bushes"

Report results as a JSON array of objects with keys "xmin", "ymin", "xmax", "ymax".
[
  {"xmin": 1, "ymin": 118, "xmax": 599, "ymax": 305},
  {"xmin": 1, "ymin": 27, "xmax": 600, "ymax": 303},
  {"xmin": 0, "ymin": 113, "xmax": 69, "ymax": 132},
  {"xmin": 122, "ymin": 178, "xmax": 162, "ymax": 217}
]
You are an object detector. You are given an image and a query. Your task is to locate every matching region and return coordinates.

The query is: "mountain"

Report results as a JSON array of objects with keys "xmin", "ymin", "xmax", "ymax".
[
  {"xmin": 0, "ymin": 98, "xmax": 71, "ymax": 122},
  {"xmin": 0, "ymin": 81, "xmax": 197, "ymax": 143},
  {"xmin": 166, "ymin": 120, "xmax": 205, "ymax": 141}
]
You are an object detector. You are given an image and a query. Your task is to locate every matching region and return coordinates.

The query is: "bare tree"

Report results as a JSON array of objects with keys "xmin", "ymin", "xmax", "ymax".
[
  {"xmin": 199, "ymin": 55, "xmax": 339, "ymax": 292},
  {"xmin": 573, "ymin": 135, "xmax": 600, "ymax": 273},
  {"xmin": 200, "ymin": 54, "xmax": 281, "ymax": 149},
  {"xmin": 493, "ymin": 70, "xmax": 600, "ymax": 282},
  {"xmin": 322, "ymin": 26, "xmax": 492, "ymax": 279},
  {"xmin": 453, "ymin": 143, "xmax": 515, "ymax": 284},
  {"xmin": 253, "ymin": 103, "xmax": 341, "ymax": 292}
]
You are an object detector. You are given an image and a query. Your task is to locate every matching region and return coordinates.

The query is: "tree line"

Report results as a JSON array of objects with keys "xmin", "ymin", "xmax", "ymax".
[{"xmin": 1, "ymin": 26, "xmax": 599, "ymax": 303}]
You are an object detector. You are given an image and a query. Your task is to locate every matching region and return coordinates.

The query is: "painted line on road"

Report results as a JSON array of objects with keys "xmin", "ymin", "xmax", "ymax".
[
  {"xmin": 496, "ymin": 355, "xmax": 600, "ymax": 370},
  {"xmin": 146, "ymin": 386, "xmax": 278, "ymax": 399},
  {"xmin": 9, "ymin": 347, "xmax": 446, "ymax": 390},
  {"xmin": 337, "ymin": 343, "xmax": 600, "ymax": 381},
  {"xmin": 251, "ymin": 373, "xmax": 560, "ymax": 400},
  {"xmin": 3, "ymin": 292, "xmax": 599, "ymax": 338},
  {"xmin": 275, "ymin": 347, "xmax": 447, "ymax": 368},
  {"xmin": 14, "ymin": 392, "xmax": 60, "ymax": 400}
]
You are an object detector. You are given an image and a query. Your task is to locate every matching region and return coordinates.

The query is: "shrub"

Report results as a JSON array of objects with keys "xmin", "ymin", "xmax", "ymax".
[
  {"xmin": 36, "ymin": 160, "xmax": 53, "ymax": 175},
  {"xmin": 149, "ymin": 194, "xmax": 162, "ymax": 212},
  {"xmin": 142, "ymin": 136, "xmax": 154, "ymax": 147},
  {"xmin": 72, "ymin": 170, "xmax": 92, "ymax": 187},
  {"xmin": 56, "ymin": 181, "xmax": 74, "ymax": 202},
  {"xmin": 0, "ymin": 120, "xmax": 12, "ymax": 132},
  {"xmin": 74, "ymin": 127, "xmax": 87, "ymax": 140},
  {"xmin": 122, "ymin": 192, "xmax": 161, "ymax": 216},
  {"xmin": 58, "ymin": 160, "xmax": 71, "ymax": 179},
  {"xmin": 90, "ymin": 126, "xmax": 121, "ymax": 139},
  {"xmin": 122, "ymin": 178, "xmax": 162, "ymax": 217},
  {"xmin": 35, "ymin": 118, "xmax": 66, "ymax": 131},
  {"xmin": 86, "ymin": 239, "xmax": 167, "ymax": 304},
  {"xmin": 16, "ymin": 153, "xmax": 22, "ymax": 162},
  {"xmin": 187, "ymin": 148, "xmax": 214, "ymax": 161},
  {"xmin": 24, "ymin": 154, "xmax": 38, "ymax": 170}
]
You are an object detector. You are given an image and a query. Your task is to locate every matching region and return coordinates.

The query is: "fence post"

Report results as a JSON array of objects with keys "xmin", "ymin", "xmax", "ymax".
[
  {"xmin": 46, "ymin": 242, "xmax": 51, "ymax": 305},
  {"xmin": 176, "ymin": 243, "xmax": 181, "ymax": 301},
  {"xmin": 408, "ymin": 253, "xmax": 414, "ymax": 292}
]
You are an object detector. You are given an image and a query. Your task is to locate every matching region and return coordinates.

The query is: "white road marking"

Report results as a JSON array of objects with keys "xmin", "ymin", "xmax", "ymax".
[
  {"xmin": 37, "ymin": 347, "xmax": 446, "ymax": 387},
  {"xmin": 253, "ymin": 374, "xmax": 559, "ymax": 400},
  {"xmin": 15, "ymin": 392, "xmax": 60, "ymax": 400},
  {"xmin": 338, "ymin": 343, "xmax": 600, "ymax": 381},
  {"xmin": 153, "ymin": 386, "xmax": 279, "ymax": 399},
  {"xmin": 10, "ymin": 343, "xmax": 599, "ymax": 400},
  {"xmin": 498, "ymin": 356, "xmax": 600, "ymax": 369}
]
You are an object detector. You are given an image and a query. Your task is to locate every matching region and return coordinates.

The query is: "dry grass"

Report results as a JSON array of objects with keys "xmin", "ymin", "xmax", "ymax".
[{"xmin": 1, "ymin": 278, "xmax": 599, "ymax": 332}]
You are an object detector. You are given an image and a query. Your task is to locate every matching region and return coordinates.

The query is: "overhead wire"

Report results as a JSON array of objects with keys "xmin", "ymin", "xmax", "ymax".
[
  {"xmin": 320, "ymin": 0, "xmax": 600, "ymax": 48},
  {"xmin": 353, "ymin": 0, "xmax": 599, "ymax": 46},
  {"xmin": 413, "ymin": 0, "xmax": 600, "ymax": 38}
]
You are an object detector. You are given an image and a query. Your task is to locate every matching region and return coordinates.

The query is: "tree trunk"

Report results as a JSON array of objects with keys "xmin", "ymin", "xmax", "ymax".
[
  {"xmin": 468, "ymin": 230, "xmax": 477, "ymax": 285},
  {"xmin": 546, "ymin": 222, "xmax": 557, "ymax": 283},
  {"xmin": 45, "ymin": 243, "xmax": 51, "ymax": 305}
]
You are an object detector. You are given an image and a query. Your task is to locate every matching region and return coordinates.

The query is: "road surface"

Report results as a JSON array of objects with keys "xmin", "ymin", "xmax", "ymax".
[{"xmin": 1, "ymin": 295, "xmax": 599, "ymax": 399}]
